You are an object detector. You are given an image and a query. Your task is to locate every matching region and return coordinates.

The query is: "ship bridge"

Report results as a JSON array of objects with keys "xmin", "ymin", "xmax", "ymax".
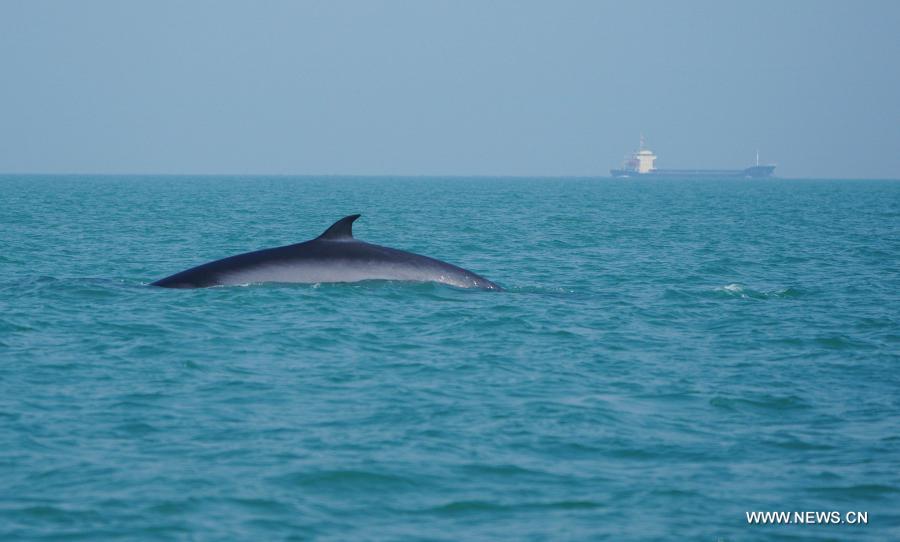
[{"xmin": 620, "ymin": 135, "xmax": 656, "ymax": 174}]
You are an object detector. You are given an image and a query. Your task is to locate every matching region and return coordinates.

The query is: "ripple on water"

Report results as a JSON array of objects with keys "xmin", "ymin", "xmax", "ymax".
[{"xmin": 708, "ymin": 394, "xmax": 812, "ymax": 413}]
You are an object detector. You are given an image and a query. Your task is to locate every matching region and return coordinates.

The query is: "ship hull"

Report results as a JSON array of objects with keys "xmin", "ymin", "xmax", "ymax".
[{"xmin": 610, "ymin": 165, "xmax": 775, "ymax": 178}]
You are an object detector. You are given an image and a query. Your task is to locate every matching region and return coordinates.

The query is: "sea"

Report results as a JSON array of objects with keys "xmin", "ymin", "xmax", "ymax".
[{"xmin": 1, "ymin": 175, "xmax": 898, "ymax": 541}]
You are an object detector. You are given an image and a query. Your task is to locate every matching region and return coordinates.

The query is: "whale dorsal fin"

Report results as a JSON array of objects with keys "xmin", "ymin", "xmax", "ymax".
[{"xmin": 317, "ymin": 214, "xmax": 361, "ymax": 240}]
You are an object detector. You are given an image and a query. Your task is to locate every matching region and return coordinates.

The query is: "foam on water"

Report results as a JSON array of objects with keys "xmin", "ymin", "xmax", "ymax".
[{"xmin": 1, "ymin": 175, "xmax": 899, "ymax": 540}]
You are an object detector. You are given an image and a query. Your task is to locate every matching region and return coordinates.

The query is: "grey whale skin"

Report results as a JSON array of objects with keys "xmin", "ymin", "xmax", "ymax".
[{"xmin": 151, "ymin": 215, "xmax": 501, "ymax": 290}]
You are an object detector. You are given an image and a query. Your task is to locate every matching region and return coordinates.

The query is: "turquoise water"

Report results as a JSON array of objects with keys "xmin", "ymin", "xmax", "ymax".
[{"xmin": 1, "ymin": 175, "xmax": 898, "ymax": 540}]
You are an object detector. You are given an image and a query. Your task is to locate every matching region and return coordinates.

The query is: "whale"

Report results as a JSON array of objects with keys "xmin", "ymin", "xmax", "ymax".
[{"xmin": 151, "ymin": 214, "xmax": 501, "ymax": 290}]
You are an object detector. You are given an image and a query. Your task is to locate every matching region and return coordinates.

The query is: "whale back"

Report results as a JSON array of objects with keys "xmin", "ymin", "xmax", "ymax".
[{"xmin": 152, "ymin": 214, "xmax": 501, "ymax": 290}]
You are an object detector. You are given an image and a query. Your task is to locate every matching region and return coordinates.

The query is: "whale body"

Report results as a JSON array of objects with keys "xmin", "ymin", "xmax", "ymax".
[{"xmin": 151, "ymin": 214, "xmax": 501, "ymax": 290}]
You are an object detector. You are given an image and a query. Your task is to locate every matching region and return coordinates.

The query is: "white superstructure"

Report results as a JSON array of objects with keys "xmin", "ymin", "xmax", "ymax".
[{"xmin": 619, "ymin": 135, "xmax": 657, "ymax": 173}]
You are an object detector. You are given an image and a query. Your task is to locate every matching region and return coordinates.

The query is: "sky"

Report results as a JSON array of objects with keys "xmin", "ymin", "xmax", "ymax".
[{"xmin": 0, "ymin": 0, "xmax": 898, "ymax": 178}]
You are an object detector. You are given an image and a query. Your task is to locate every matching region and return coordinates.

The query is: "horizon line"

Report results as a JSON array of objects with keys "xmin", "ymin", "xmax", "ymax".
[{"xmin": 2, "ymin": 172, "xmax": 900, "ymax": 181}]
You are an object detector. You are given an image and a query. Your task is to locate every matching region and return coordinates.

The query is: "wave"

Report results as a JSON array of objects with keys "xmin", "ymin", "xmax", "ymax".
[{"xmin": 713, "ymin": 282, "xmax": 806, "ymax": 299}]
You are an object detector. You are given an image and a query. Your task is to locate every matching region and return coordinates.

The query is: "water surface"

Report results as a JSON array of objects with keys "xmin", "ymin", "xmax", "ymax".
[{"xmin": 1, "ymin": 175, "xmax": 898, "ymax": 540}]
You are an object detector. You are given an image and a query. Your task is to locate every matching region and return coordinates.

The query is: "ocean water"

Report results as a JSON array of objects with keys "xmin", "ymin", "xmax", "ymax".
[{"xmin": 1, "ymin": 175, "xmax": 898, "ymax": 541}]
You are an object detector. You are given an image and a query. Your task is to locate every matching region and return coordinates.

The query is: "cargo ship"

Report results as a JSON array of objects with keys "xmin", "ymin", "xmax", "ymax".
[{"xmin": 610, "ymin": 136, "xmax": 776, "ymax": 178}]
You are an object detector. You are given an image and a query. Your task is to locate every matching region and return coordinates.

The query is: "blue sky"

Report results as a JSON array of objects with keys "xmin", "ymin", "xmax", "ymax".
[{"xmin": 1, "ymin": 0, "xmax": 898, "ymax": 177}]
